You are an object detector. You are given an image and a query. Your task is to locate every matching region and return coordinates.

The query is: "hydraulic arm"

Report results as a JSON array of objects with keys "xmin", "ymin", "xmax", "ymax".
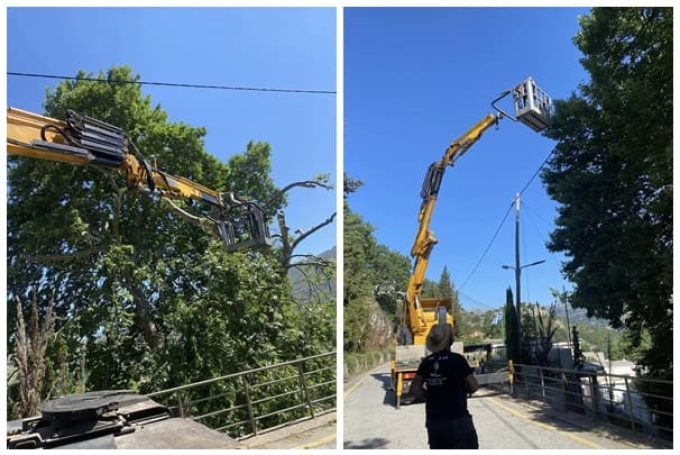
[
  {"xmin": 391, "ymin": 77, "xmax": 552, "ymax": 408},
  {"xmin": 405, "ymin": 113, "xmax": 500, "ymax": 344},
  {"xmin": 402, "ymin": 77, "xmax": 553, "ymax": 345},
  {"xmin": 7, "ymin": 107, "xmax": 271, "ymax": 252}
]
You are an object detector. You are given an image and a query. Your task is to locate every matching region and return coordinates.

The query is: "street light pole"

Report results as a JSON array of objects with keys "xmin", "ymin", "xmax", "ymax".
[{"xmin": 501, "ymin": 193, "xmax": 546, "ymax": 363}]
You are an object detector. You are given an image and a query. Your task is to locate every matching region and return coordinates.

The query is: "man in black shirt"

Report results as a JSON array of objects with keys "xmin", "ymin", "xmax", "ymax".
[{"xmin": 411, "ymin": 323, "xmax": 479, "ymax": 449}]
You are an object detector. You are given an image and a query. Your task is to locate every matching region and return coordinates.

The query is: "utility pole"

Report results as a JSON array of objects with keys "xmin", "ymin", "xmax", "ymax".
[
  {"xmin": 514, "ymin": 192, "xmax": 522, "ymax": 357},
  {"xmin": 502, "ymin": 195, "xmax": 545, "ymax": 363}
]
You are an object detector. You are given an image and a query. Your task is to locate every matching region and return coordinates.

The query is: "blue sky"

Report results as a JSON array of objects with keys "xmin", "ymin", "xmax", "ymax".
[
  {"xmin": 8, "ymin": 7, "xmax": 336, "ymax": 255},
  {"xmin": 345, "ymin": 7, "xmax": 590, "ymax": 311}
]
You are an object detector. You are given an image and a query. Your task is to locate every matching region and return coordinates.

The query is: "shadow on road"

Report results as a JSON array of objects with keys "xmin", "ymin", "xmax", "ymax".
[
  {"xmin": 491, "ymin": 396, "xmax": 672, "ymax": 449},
  {"xmin": 371, "ymin": 372, "xmax": 392, "ymax": 390},
  {"xmin": 344, "ymin": 437, "xmax": 390, "ymax": 449},
  {"xmin": 371, "ymin": 373, "xmax": 397, "ymax": 407}
]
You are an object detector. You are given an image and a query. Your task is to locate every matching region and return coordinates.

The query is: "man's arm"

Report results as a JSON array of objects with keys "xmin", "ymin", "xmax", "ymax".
[
  {"xmin": 463, "ymin": 373, "xmax": 478, "ymax": 395},
  {"xmin": 411, "ymin": 375, "xmax": 426, "ymax": 400}
]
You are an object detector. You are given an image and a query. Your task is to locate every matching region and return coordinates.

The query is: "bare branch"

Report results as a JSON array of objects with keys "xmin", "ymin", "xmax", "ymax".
[
  {"xmin": 161, "ymin": 196, "xmax": 215, "ymax": 232},
  {"xmin": 278, "ymin": 180, "xmax": 333, "ymax": 196},
  {"xmin": 24, "ymin": 245, "xmax": 110, "ymax": 265},
  {"xmin": 266, "ymin": 180, "xmax": 333, "ymax": 212},
  {"xmin": 290, "ymin": 212, "xmax": 337, "ymax": 252},
  {"xmin": 286, "ymin": 254, "xmax": 334, "ymax": 270}
]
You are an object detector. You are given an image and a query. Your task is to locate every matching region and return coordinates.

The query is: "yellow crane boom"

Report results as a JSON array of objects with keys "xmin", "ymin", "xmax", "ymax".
[
  {"xmin": 405, "ymin": 113, "xmax": 499, "ymax": 344},
  {"xmin": 7, "ymin": 107, "xmax": 271, "ymax": 251},
  {"xmin": 392, "ymin": 77, "xmax": 553, "ymax": 408}
]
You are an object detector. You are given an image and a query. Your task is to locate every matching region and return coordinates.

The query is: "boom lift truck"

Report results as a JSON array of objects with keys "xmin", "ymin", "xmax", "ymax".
[
  {"xmin": 391, "ymin": 77, "xmax": 553, "ymax": 408},
  {"xmin": 7, "ymin": 107, "xmax": 271, "ymax": 251},
  {"xmin": 6, "ymin": 108, "xmax": 273, "ymax": 449}
]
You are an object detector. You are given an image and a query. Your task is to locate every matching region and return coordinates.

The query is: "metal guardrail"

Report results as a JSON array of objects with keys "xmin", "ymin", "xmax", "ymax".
[
  {"xmin": 147, "ymin": 351, "xmax": 336, "ymax": 439},
  {"xmin": 507, "ymin": 362, "xmax": 672, "ymax": 439}
]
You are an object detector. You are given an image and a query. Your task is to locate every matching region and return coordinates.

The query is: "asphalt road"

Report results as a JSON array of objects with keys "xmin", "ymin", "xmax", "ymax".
[{"xmin": 344, "ymin": 364, "xmax": 633, "ymax": 450}]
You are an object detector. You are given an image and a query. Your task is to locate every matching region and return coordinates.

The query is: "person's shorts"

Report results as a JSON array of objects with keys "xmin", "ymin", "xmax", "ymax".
[{"xmin": 426, "ymin": 415, "xmax": 479, "ymax": 449}]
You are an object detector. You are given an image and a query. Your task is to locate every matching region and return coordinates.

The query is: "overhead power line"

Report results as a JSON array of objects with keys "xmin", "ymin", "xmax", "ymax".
[
  {"xmin": 457, "ymin": 290, "xmax": 498, "ymax": 311},
  {"xmin": 458, "ymin": 201, "xmax": 514, "ymax": 291},
  {"xmin": 8, "ymin": 71, "xmax": 336, "ymax": 95},
  {"xmin": 522, "ymin": 199, "xmax": 563, "ymax": 270},
  {"xmin": 519, "ymin": 147, "xmax": 556, "ymax": 195}
]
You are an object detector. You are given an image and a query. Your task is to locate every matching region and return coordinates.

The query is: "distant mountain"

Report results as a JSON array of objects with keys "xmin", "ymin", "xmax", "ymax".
[
  {"xmin": 553, "ymin": 303, "xmax": 610, "ymax": 327},
  {"xmin": 288, "ymin": 246, "xmax": 336, "ymax": 302}
]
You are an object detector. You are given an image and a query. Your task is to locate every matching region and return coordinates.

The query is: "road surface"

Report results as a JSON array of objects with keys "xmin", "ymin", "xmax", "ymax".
[{"xmin": 344, "ymin": 364, "xmax": 637, "ymax": 450}]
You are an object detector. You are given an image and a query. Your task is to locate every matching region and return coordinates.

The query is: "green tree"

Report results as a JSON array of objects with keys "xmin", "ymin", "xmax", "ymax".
[
  {"xmin": 343, "ymin": 174, "xmax": 364, "ymax": 197},
  {"xmin": 504, "ymin": 287, "xmax": 520, "ymax": 363},
  {"xmin": 437, "ymin": 266, "xmax": 464, "ymax": 338},
  {"xmin": 571, "ymin": 326, "xmax": 585, "ymax": 368},
  {"xmin": 542, "ymin": 8, "xmax": 672, "ymax": 377},
  {"xmin": 420, "ymin": 279, "xmax": 439, "ymax": 299},
  {"xmin": 343, "ymin": 192, "xmax": 411, "ymax": 353},
  {"xmin": 534, "ymin": 303, "xmax": 559, "ymax": 366},
  {"xmin": 8, "ymin": 66, "xmax": 333, "ymax": 416},
  {"xmin": 482, "ymin": 310, "xmax": 502, "ymax": 339},
  {"xmin": 372, "ymin": 245, "xmax": 411, "ymax": 316},
  {"xmin": 343, "ymin": 201, "xmax": 378, "ymax": 353}
]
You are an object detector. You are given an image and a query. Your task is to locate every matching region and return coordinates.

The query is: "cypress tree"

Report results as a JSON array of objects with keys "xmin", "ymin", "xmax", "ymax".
[{"xmin": 504, "ymin": 287, "xmax": 519, "ymax": 363}]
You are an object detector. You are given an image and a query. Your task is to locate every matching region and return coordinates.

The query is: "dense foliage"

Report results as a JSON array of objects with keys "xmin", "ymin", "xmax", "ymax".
[
  {"xmin": 343, "ymin": 195, "xmax": 410, "ymax": 353},
  {"xmin": 8, "ymin": 66, "xmax": 334, "ymax": 420},
  {"xmin": 542, "ymin": 8, "xmax": 672, "ymax": 377}
]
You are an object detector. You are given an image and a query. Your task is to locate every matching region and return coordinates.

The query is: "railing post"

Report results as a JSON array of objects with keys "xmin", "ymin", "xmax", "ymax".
[
  {"xmin": 297, "ymin": 363, "xmax": 315, "ymax": 419},
  {"xmin": 539, "ymin": 367, "xmax": 546, "ymax": 404},
  {"xmin": 242, "ymin": 374, "xmax": 257, "ymax": 436},
  {"xmin": 508, "ymin": 360, "xmax": 515, "ymax": 396},
  {"xmin": 624, "ymin": 377, "xmax": 636, "ymax": 432},
  {"xmin": 560, "ymin": 372, "xmax": 568, "ymax": 412},
  {"xmin": 589, "ymin": 374, "xmax": 599, "ymax": 421},
  {"xmin": 176, "ymin": 391, "xmax": 185, "ymax": 418}
]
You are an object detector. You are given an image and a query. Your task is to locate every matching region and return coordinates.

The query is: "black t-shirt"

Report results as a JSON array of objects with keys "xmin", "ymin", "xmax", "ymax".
[{"xmin": 416, "ymin": 349, "xmax": 474, "ymax": 421}]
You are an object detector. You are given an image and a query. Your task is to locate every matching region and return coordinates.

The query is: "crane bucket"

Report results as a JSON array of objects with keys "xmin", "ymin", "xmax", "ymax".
[
  {"xmin": 511, "ymin": 77, "xmax": 553, "ymax": 132},
  {"xmin": 218, "ymin": 201, "xmax": 272, "ymax": 252}
]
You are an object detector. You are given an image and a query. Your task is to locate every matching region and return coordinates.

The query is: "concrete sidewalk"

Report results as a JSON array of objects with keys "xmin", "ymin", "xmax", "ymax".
[{"xmin": 239, "ymin": 412, "xmax": 336, "ymax": 449}]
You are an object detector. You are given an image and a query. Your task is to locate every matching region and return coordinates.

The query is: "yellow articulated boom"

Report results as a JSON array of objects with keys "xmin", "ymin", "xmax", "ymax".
[
  {"xmin": 7, "ymin": 107, "xmax": 271, "ymax": 252},
  {"xmin": 391, "ymin": 77, "xmax": 552, "ymax": 408}
]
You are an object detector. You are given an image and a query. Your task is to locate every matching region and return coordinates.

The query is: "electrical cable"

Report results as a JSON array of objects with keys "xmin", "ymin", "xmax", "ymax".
[
  {"xmin": 8, "ymin": 71, "xmax": 336, "ymax": 95},
  {"xmin": 523, "ymin": 199, "xmax": 556, "ymax": 231},
  {"xmin": 522, "ymin": 200, "xmax": 563, "ymax": 270},
  {"xmin": 518, "ymin": 147, "xmax": 556, "ymax": 196},
  {"xmin": 458, "ymin": 201, "xmax": 514, "ymax": 291},
  {"xmin": 457, "ymin": 290, "xmax": 498, "ymax": 310}
]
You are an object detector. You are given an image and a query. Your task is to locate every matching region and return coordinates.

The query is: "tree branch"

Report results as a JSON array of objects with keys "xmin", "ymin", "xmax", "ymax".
[
  {"xmin": 24, "ymin": 245, "xmax": 110, "ymax": 265},
  {"xmin": 286, "ymin": 254, "xmax": 334, "ymax": 270},
  {"xmin": 161, "ymin": 196, "xmax": 215, "ymax": 232},
  {"xmin": 290, "ymin": 212, "xmax": 336, "ymax": 252},
  {"xmin": 266, "ymin": 180, "xmax": 333, "ymax": 213},
  {"xmin": 91, "ymin": 165, "xmax": 124, "ymax": 243}
]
